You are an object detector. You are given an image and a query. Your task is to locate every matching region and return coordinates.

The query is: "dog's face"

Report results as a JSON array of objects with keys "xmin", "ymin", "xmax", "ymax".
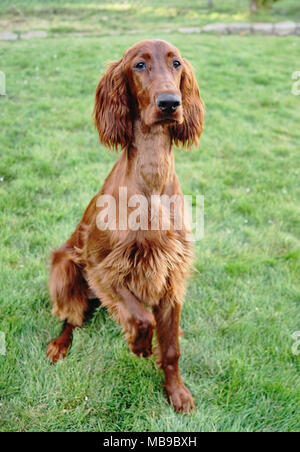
[
  {"xmin": 124, "ymin": 40, "xmax": 184, "ymax": 127},
  {"xmin": 94, "ymin": 39, "xmax": 204, "ymax": 150}
]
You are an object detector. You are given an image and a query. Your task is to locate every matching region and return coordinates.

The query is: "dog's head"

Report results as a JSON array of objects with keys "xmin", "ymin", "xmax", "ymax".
[{"xmin": 94, "ymin": 39, "xmax": 204, "ymax": 150}]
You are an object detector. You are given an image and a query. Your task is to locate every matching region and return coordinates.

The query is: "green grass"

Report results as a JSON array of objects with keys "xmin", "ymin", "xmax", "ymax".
[
  {"xmin": 0, "ymin": 10, "xmax": 300, "ymax": 432},
  {"xmin": 0, "ymin": 0, "xmax": 300, "ymax": 35}
]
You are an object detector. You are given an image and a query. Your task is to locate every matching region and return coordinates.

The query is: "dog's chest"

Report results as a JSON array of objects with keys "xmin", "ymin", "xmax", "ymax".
[{"xmin": 124, "ymin": 232, "xmax": 192, "ymax": 306}]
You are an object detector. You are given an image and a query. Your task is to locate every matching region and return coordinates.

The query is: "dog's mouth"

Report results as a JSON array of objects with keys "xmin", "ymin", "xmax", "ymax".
[
  {"xmin": 155, "ymin": 110, "xmax": 183, "ymax": 125},
  {"xmin": 142, "ymin": 104, "xmax": 183, "ymax": 128},
  {"xmin": 155, "ymin": 117, "xmax": 179, "ymax": 125}
]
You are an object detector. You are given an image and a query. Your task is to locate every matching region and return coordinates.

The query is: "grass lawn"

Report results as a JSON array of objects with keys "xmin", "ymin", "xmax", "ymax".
[{"xmin": 0, "ymin": 2, "xmax": 300, "ymax": 433}]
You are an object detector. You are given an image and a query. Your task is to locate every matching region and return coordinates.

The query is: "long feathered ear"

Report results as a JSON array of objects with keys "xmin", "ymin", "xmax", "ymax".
[
  {"xmin": 94, "ymin": 58, "xmax": 132, "ymax": 150},
  {"xmin": 171, "ymin": 58, "xmax": 204, "ymax": 148}
]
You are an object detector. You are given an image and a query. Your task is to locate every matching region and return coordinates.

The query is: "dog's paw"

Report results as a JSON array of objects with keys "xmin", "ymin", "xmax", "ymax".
[
  {"xmin": 46, "ymin": 338, "xmax": 70, "ymax": 363},
  {"xmin": 130, "ymin": 319, "xmax": 154, "ymax": 357},
  {"xmin": 166, "ymin": 383, "xmax": 194, "ymax": 413},
  {"xmin": 127, "ymin": 311, "xmax": 156, "ymax": 358}
]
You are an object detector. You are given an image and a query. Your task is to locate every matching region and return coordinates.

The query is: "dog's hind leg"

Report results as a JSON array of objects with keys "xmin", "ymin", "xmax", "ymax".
[
  {"xmin": 46, "ymin": 247, "xmax": 88, "ymax": 363},
  {"xmin": 47, "ymin": 321, "xmax": 76, "ymax": 363}
]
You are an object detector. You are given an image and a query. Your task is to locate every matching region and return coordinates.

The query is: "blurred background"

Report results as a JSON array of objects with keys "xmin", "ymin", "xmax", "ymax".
[{"xmin": 0, "ymin": 1, "xmax": 299, "ymax": 36}]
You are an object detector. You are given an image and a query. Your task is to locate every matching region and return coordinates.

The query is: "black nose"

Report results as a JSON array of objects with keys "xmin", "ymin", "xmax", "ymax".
[{"xmin": 156, "ymin": 93, "xmax": 181, "ymax": 114}]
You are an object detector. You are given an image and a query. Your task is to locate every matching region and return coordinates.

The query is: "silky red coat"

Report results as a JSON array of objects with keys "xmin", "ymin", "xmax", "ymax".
[{"xmin": 47, "ymin": 40, "xmax": 204, "ymax": 413}]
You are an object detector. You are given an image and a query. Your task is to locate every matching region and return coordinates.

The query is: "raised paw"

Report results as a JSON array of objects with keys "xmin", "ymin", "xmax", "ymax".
[
  {"xmin": 130, "ymin": 319, "xmax": 154, "ymax": 357},
  {"xmin": 127, "ymin": 312, "xmax": 156, "ymax": 358},
  {"xmin": 166, "ymin": 382, "xmax": 194, "ymax": 413}
]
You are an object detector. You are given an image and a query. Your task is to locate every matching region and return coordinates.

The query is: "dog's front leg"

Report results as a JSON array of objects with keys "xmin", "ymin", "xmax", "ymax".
[
  {"xmin": 115, "ymin": 286, "xmax": 156, "ymax": 358},
  {"xmin": 153, "ymin": 300, "xmax": 194, "ymax": 413}
]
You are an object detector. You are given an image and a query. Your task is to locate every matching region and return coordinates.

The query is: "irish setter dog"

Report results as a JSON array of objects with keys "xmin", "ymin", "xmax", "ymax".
[{"xmin": 47, "ymin": 39, "xmax": 204, "ymax": 413}]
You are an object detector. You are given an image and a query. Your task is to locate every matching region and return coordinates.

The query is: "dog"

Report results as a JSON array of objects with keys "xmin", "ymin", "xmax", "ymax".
[{"xmin": 47, "ymin": 39, "xmax": 204, "ymax": 413}]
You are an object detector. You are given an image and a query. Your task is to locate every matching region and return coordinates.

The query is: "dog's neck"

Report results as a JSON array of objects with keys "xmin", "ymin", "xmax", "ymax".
[{"xmin": 128, "ymin": 120, "xmax": 174, "ymax": 195}]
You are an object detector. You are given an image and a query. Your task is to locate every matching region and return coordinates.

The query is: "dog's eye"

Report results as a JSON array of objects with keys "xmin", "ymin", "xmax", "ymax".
[
  {"xmin": 134, "ymin": 61, "xmax": 146, "ymax": 71},
  {"xmin": 173, "ymin": 60, "xmax": 181, "ymax": 69}
]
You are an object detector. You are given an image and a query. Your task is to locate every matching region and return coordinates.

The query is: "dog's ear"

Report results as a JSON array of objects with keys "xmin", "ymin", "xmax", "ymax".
[
  {"xmin": 94, "ymin": 58, "xmax": 132, "ymax": 150},
  {"xmin": 171, "ymin": 59, "xmax": 204, "ymax": 148}
]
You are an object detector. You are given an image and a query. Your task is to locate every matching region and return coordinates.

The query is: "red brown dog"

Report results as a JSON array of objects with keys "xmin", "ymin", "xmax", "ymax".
[{"xmin": 47, "ymin": 40, "xmax": 204, "ymax": 413}]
